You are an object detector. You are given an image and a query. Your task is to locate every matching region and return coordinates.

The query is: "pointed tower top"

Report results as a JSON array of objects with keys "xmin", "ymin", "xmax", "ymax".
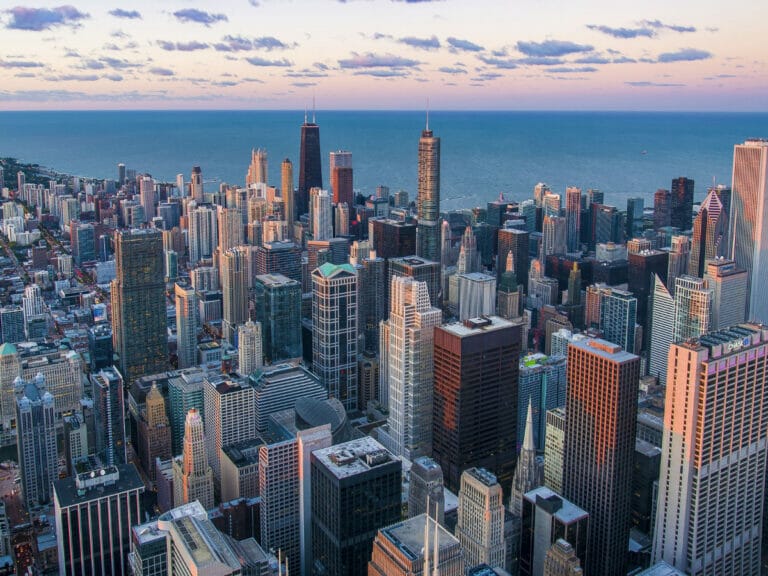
[
  {"xmin": 523, "ymin": 398, "xmax": 536, "ymax": 452},
  {"xmin": 312, "ymin": 94, "xmax": 316, "ymax": 124},
  {"xmin": 426, "ymin": 96, "xmax": 430, "ymax": 131}
]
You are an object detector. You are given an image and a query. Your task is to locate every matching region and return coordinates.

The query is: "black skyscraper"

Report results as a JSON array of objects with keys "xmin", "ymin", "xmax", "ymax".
[
  {"xmin": 298, "ymin": 116, "xmax": 322, "ymax": 217},
  {"xmin": 670, "ymin": 177, "xmax": 694, "ymax": 231}
]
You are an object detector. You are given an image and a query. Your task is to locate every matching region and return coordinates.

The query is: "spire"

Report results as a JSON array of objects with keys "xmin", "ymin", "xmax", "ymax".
[
  {"xmin": 431, "ymin": 512, "xmax": 440, "ymax": 576},
  {"xmin": 523, "ymin": 399, "xmax": 536, "ymax": 452},
  {"xmin": 426, "ymin": 96, "xmax": 430, "ymax": 131},
  {"xmin": 423, "ymin": 496, "xmax": 431, "ymax": 575},
  {"xmin": 312, "ymin": 94, "xmax": 316, "ymax": 123}
]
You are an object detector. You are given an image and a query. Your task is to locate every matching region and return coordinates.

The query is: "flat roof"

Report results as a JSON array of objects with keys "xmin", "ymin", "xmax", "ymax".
[
  {"xmin": 379, "ymin": 514, "xmax": 459, "ymax": 561},
  {"xmin": 440, "ymin": 315, "xmax": 517, "ymax": 337},
  {"xmin": 636, "ymin": 562, "xmax": 687, "ymax": 576},
  {"xmin": 54, "ymin": 463, "xmax": 144, "ymax": 509},
  {"xmin": 569, "ymin": 336, "xmax": 638, "ymax": 363},
  {"xmin": 313, "ymin": 436, "xmax": 397, "ymax": 480},
  {"xmin": 524, "ymin": 486, "xmax": 589, "ymax": 524}
]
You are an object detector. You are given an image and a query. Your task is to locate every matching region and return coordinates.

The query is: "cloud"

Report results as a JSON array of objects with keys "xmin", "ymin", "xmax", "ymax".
[
  {"xmin": 285, "ymin": 69, "xmax": 328, "ymax": 78},
  {"xmin": 352, "ymin": 69, "xmax": 410, "ymax": 77},
  {"xmin": 149, "ymin": 67, "xmax": 174, "ymax": 76},
  {"xmin": 0, "ymin": 59, "xmax": 44, "ymax": 68},
  {"xmin": 612, "ymin": 56, "xmax": 637, "ymax": 64},
  {"xmin": 438, "ymin": 66, "xmax": 467, "ymax": 74},
  {"xmin": 516, "ymin": 40, "xmax": 594, "ymax": 57},
  {"xmin": 214, "ymin": 35, "xmax": 253, "ymax": 52},
  {"xmin": 657, "ymin": 48, "xmax": 712, "ymax": 62},
  {"xmin": 6, "ymin": 5, "xmax": 89, "ymax": 31},
  {"xmin": 338, "ymin": 53, "xmax": 420, "ymax": 69},
  {"xmin": 104, "ymin": 74, "xmax": 123, "ymax": 81},
  {"xmin": 574, "ymin": 55, "xmax": 611, "ymax": 64},
  {"xmin": 291, "ymin": 82, "xmax": 316, "ymax": 87},
  {"xmin": 252, "ymin": 36, "xmax": 294, "ymax": 50},
  {"xmin": 158, "ymin": 41, "xmax": 209, "ymax": 51},
  {"xmin": 100, "ymin": 57, "xmax": 142, "ymax": 69},
  {"xmin": 515, "ymin": 57, "xmax": 565, "ymax": 66},
  {"xmin": 643, "ymin": 19, "xmax": 696, "ymax": 33},
  {"xmin": 446, "ymin": 37, "xmax": 484, "ymax": 52},
  {"xmin": 547, "ymin": 66, "xmax": 599, "ymax": 73},
  {"xmin": 626, "ymin": 81, "xmax": 685, "ymax": 87},
  {"xmin": 172, "ymin": 9, "xmax": 227, "ymax": 26},
  {"xmin": 14, "ymin": 72, "xmax": 36, "ymax": 78},
  {"xmin": 56, "ymin": 73, "xmax": 100, "ymax": 81},
  {"xmin": 78, "ymin": 59, "xmax": 105, "ymax": 70},
  {"xmin": 587, "ymin": 24, "xmax": 654, "ymax": 39},
  {"xmin": 471, "ymin": 72, "xmax": 502, "ymax": 81},
  {"xmin": 399, "ymin": 35, "xmax": 440, "ymax": 50},
  {"xmin": 314, "ymin": 62, "xmax": 329, "ymax": 71},
  {"xmin": 109, "ymin": 8, "xmax": 140, "ymax": 19},
  {"xmin": 245, "ymin": 56, "xmax": 293, "ymax": 67},
  {"xmin": 477, "ymin": 56, "xmax": 518, "ymax": 69}
]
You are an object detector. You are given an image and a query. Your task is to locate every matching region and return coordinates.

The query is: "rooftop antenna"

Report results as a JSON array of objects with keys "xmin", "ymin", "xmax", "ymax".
[
  {"xmin": 426, "ymin": 97, "xmax": 430, "ymax": 131},
  {"xmin": 312, "ymin": 94, "xmax": 316, "ymax": 124},
  {"xmin": 423, "ymin": 495, "xmax": 431, "ymax": 575},
  {"xmin": 431, "ymin": 501, "xmax": 440, "ymax": 576},
  {"xmin": 304, "ymin": 106, "xmax": 307, "ymax": 125}
]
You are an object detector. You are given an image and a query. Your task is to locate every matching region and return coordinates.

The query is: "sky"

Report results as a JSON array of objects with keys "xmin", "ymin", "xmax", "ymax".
[{"xmin": 0, "ymin": 0, "xmax": 766, "ymax": 111}]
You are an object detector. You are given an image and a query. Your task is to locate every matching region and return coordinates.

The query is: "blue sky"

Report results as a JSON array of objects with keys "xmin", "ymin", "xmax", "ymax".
[{"xmin": 0, "ymin": 0, "xmax": 766, "ymax": 110}]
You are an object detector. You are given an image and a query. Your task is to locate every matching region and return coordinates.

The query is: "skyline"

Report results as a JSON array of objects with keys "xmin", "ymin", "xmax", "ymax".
[{"xmin": 0, "ymin": 0, "xmax": 766, "ymax": 111}]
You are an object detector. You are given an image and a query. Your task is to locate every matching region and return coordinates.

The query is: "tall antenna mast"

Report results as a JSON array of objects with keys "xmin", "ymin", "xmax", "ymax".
[
  {"xmin": 423, "ymin": 495, "xmax": 431, "ymax": 575},
  {"xmin": 312, "ymin": 94, "xmax": 316, "ymax": 124},
  {"xmin": 431, "ymin": 503, "xmax": 440, "ymax": 576},
  {"xmin": 304, "ymin": 106, "xmax": 307, "ymax": 125},
  {"xmin": 426, "ymin": 97, "xmax": 430, "ymax": 131}
]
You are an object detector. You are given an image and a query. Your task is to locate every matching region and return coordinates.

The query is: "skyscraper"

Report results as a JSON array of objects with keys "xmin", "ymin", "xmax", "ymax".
[
  {"xmin": 653, "ymin": 189, "xmax": 671, "ymax": 230},
  {"xmin": 433, "ymin": 316, "xmax": 521, "ymax": 491},
  {"xmin": 380, "ymin": 276, "xmax": 441, "ymax": 460},
  {"xmin": 311, "ymin": 437, "xmax": 401, "ymax": 576},
  {"xmin": 15, "ymin": 374, "xmax": 57, "ymax": 509},
  {"xmin": 237, "ymin": 320, "xmax": 262, "ymax": 376},
  {"xmin": 653, "ymin": 324, "xmax": 768, "ymax": 575},
  {"xmin": 626, "ymin": 196, "xmax": 644, "ymax": 240},
  {"xmin": 497, "ymin": 228, "xmax": 529, "ymax": 287},
  {"xmin": 598, "ymin": 287, "xmax": 638, "ymax": 353},
  {"xmin": 330, "ymin": 150, "xmax": 353, "ymax": 206},
  {"xmin": 253, "ymin": 273, "xmax": 302, "ymax": 363},
  {"xmin": 666, "ymin": 235, "xmax": 690, "ymax": 294},
  {"xmin": 703, "ymin": 258, "xmax": 747, "ymax": 330},
  {"xmin": 417, "ymin": 123, "xmax": 441, "ymax": 263},
  {"xmin": 670, "ymin": 177, "xmax": 694, "ymax": 231},
  {"xmin": 137, "ymin": 384, "xmax": 171, "ymax": 482},
  {"xmin": 174, "ymin": 282, "xmax": 198, "ymax": 370},
  {"xmin": 565, "ymin": 187, "xmax": 582, "ymax": 252},
  {"xmin": 168, "ymin": 370, "xmax": 205, "ymax": 456},
  {"xmin": 409, "ymin": 456, "xmax": 445, "ymax": 524},
  {"xmin": 729, "ymin": 139, "xmax": 768, "ymax": 321},
  {"xmin": 310, "ymin": 188, "xmax": 333, "ymax": 240},
  {"xmin": 672, "ymin": 275, "xmax": 712, "ymax": 342},
  {"xmin": 281, "ymin": 158, "xmax": 294, "ymax": 237},
  {"xmin": 542, "ymin": 539, "xmax": 584, "ymax": 576},
  {"xmin": 563, "ymin": 338, "xmax": 640, "ymax": 576},
  {"xmin": 246, "ymin": 148, "xmax": 268, "ymax": 186},
  {"xmin": 542, "ymin": 215, "xmax": 567, "ymax": 256},
  {"xmin": 172, "ymin": 408, "xmax": 214, "ymax": 510},
  {"xmin": 188, "ymin": 204, "xmax": 218, "ymax": 264},
  {"xmin": 190, "ymin": 165, "xmax": 203, "ymax": 204},
  {"xmin": 311, "ymin": 263, "xmax": 358, "ymax": 410},
  {"xmin": 456, "ymin": 468, "xmax": 507, "ymax": 570},
  {"xmin": 220, "ymin": 247, "xmax": 250, "ymax": 344},
  {"xmin": 139, "ymin": 175, "xmax": 156, "ymax": 220},
  {"xmin": 648, "ymin": 274, "xmax": 675, "ymax": 385},
  {"xmin": 298, "ymin": 114, "xmax": 322, "ymax": 216},
  {"xmin": 217, "ymin": 206, "xmax": 245, "ymax": 253},
  {"xmin": 689, "ymin": 189, "xmax": 727, "ymax": 278},
  {"xmin": 111, "ymin": 229, "xmax": 167, "ymax": 383},
  {"xmin": 91, "ymin": 367, "xmax": 127, "ymax": 466}
]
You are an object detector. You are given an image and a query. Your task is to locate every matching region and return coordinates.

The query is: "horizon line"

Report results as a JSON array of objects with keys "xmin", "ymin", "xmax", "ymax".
[{"xmin": 1, "ymin": 108, "xmax": 767, "ymax": 114}]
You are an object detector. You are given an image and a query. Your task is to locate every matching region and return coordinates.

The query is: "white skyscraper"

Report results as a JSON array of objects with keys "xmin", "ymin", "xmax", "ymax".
[
  {"xmin": 653, "ymin": 324, "xmax": 768, "ymax": 575},
  {"xmin": 139, "ymin": 176, "xmax": 156, "ymax": 221},
  {"xmin": 188, "ymin": 204, "xmax": 218, "ymax": 264},
  {"xmin": 310, "ymin": 188, "xmax": 333, "ymax": 241},
  {"xmin": 174, "ymin": 282, "xmax": 198, "ymax": 370},
  {"xmin": 703, "ymin": 258, "xmax": 747, "ymax": 330},
  {"xmin": 729, "ymin": 139, "xmax": 768, "ymax": 322},
  {"xmin": 455, "ymin": 467, "xmax": 506, "ymax": 570},
  {"xmin": 172, "ymin": 408, "xmax": 214, "ymax": 510},
  {"xmin": 458, "ymin": 272, "xmax": 496, "ymax": 320},
  {"xmin": 237, "ymin": 320, "xmax": 263, "ymax": 376},
  {"xmin": 381, "ymin": 276, "xmax": 441, "ymax": 460}
]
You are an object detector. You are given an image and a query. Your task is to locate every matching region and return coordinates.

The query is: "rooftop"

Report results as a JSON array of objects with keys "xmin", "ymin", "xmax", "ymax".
[
  {"xmin": 254, "ymin": 273, "xmax": 298, "ymax": 287},
  {"xmin": 379, "ymin": 514, "xmax": 460, "ymax": 561},
  {"xmin": 524, "ymin": 486, "xmax": 589, "ymax": 524},
  {"xmin": 54, "ymin": 462, "xmax": 144, "ymax": 509},
  {"xmin": 313, "ymin": 436, "xmax": 398, "ymax": 479},
  {"xmin": 636, "ymin": 561, "xmax": 687, "ymax": 576},
  {"xmin": 569, "ymin": 336, "xmax": 638, "ymax": 363},
  {"xmin": 440, "ymin": 315, "xmax": 517, "ymax": 337},
  {"xmin": 465, "ymin": 467, "xmax": 498, "ymax": 487}
]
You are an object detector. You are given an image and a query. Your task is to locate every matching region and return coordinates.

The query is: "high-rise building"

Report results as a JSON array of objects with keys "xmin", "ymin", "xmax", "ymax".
[
  {"xmin": 417, "ymin": 124, "xmax": 441, "ymax": 263},
  {"xmin": 497, "ymin": 228, "xmax": 529, "ymax": 287},
  {"xmin": 298, "ymin": 115, "xmax": 322, "ymax": 216},
  {"xmin": 542, "ymin": 215, "xmax": 567, "ymax": 256},
  {"xmin": 15, "ymin": 374, "xmax": 56, "ymax": 508},
  {"xmin": 648, "ymin": 274, "xmax": 675, "ymax": 384},
  {"xmin": 311, "ymin": 437, "xmax": 401, "ymax": 576},
  {"xmin": 246, "ymin": 148, "xmax": 268, "ymax": 186},
  {"xmin": 174, "ymin": 282, "xmax": 198, "ymax": 370},
  {"xmin": 237, "ymin": 321, "xmax": 262, "ymax": 376},
  {"xmin": 670, "ymin": 177, "xmax": 694, "ymax": 231},
  {"xmin": 220, "ymin": 247, "xmax": 250, "ymax": 344},
  {"xmin": 456, "ymin": 467, "xmax": 506, "ymax": 570},
  {"xmin": 137, "ymin": 384, "xmax": 171, "ymax": 482},
  {"xmin": 168, "ymin": 370, "xmax": 205, "ymax": 456},
  {"xmin": 458, "ymin": 272, "xmax": 497, "ymax": 320},
  {"xmin": 311, "ymin": 188, "xmax": 333, "ymax": 240},
  {"xmin": 251, "ymin": 363, "xmax": 327, "ymax": 434},
  {"xmin": 91, "ymin": 367, "xmax": 127, "ymax": 466},
  {"xmin": 388, "ymin": 256, "xmax": 441, "ymax": 313},
  {"xmin": 188, "ymin": 204, "xmax": 218, "ymax": 264},
  {"xmin": 369, "ymin": 218, "xmax": 417, "ymax": 260},
  {"xmin": 409, "ymin": 456, "xmax": 445, "ymax": 524},
  {"xmin": 0, "ymin": 306, "xmax": 24, "ymax": 344},
  {"xmin": 654, "ymin": 189, "xmax": 671, "ymax": 230},
  {"xmin": 598, "ymin": 287, "xmax": 638, "ymax": 353},
  {"xmin": 139, "ymin": 175, "xmax": 156, "ymax": 221},
  {"xmin": 518, "ymin": 354, "xmax": 566, "ymax": 450},
  {"xmin": 457, "ymin": 226, "xmax": 481, "ymax": 275},
  {"xmin": 357, "ymin": 254, "xmax": 387, "ymax": 353},
  {"xmin": 565, "ymin": 187, "xmax": 581, "ymax": 252},
  {"xmin": 54, "ymin": 460, "xmax": 144, "ymax": 576},
  {"xmin": 626, "ymin": 196, "xmax": 644, "ymax": 240},
  {"xmin": 628, "ymin": 249, "xmax": 668, "ymax": 332},
  {"xmin": 729, "ymin": 139, "xmax": 768, "ymax": 321},
  {"xmin": 217, "ymin": 206, "xmax": 245, "ymax": 254},
  {"xmin": 204, "ymin": 376, "xmax": 257, "ymax": 483},
  {"xmin": 653, "ymin": 324, "xmax": 768, "ymax": 575},
  {"xmin": 71, "ymin": 221, "xmax": 95, "ymax": 265},
  {"xmin": 433, "ymin": 316, "xmax": 521, "ymax": 492},
  {"xmin": 190, "ymin": 165, "xmax": 204, "ymax": 203},
  {"xmin": 520, "ymin": 488, "xmax": 589, "ymax": 576},
  {"xmin": 22, "ymin": 284, "xmax": 46, "ymax": 340},
  {"xmin": 368, "ymin": 514, "xmax": 465, "ymax": 576},
  {"xmin": 689, "ymin": 189, "xmax": 727, "ymax": 278},
  {"xmin": 510, "ymin": 403, "xmax": 545, "ymax": 575},
  {"xmin": 311, "ymin": 263, "xmax": 358, "ymax": 410},
  {"xmin": 563, "ymin": 338, "xmax": 640, "ymax": 576},
  {"xmin": 281, "ymin": 158, "xmax": 294, "ymax": 235},
  {"xmin": 330, "ymin": 150, "xmax": 353, "ymax": 207},
  {"xmin": 666, "ymin": 235, "xmax": 690, "ymax": 294},
  {"xmin": 253, "ymin": 273, "xmax": 302, "ymax": 363},
  {"xmin": 703, "ymin": 258, "xmax": 747, "ymax": 330},
  {"xmin": 672, "ymin": 275, "xmax": 712, "ymax": 342},
  {"xmin": 254, "ymin": 240, "xmax": 302, "ymax": 284},
  {"xmin": 172, "ymin": 408, "xmax": 214, "ymax": 510},
  {"xmin": 542, "ymin": 539, "xmax": 584, "ymax": 576},
  {"xmin": 111, "ymin": 228, "xmax": 167, "ymax": 383},
  {"xmin": 380, "ymin": 276, "xmax": 441, "ymax": 460}
]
